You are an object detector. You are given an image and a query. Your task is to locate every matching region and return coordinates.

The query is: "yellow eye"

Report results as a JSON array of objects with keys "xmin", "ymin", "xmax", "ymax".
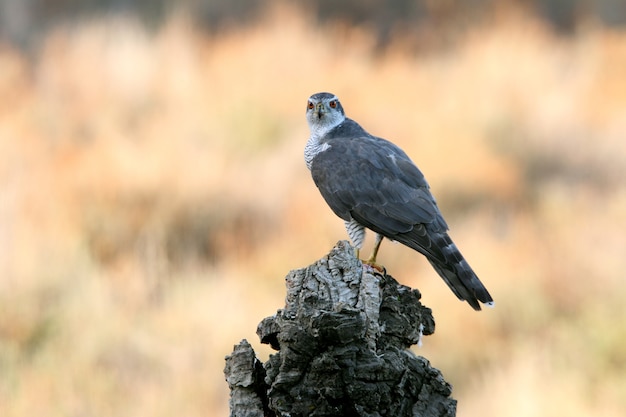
[
  {"xmin": 329, "ymin": 100, "xmax": 337, "ymax": 109},
  {"xmin": 307, "ymin": 101, "xmax": 314, "ymax": 110}
]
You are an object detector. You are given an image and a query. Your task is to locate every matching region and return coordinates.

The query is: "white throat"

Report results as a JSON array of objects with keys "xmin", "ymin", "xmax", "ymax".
[{"xmin": 304, "ymin": 102, "xmax": 345, "ymax": 169}]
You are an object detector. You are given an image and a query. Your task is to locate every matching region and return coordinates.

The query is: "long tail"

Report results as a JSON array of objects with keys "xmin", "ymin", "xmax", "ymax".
[
  {"xmin": 399, "ymin": 227, "xmax": 494, "ymax": 310},
  {"xmin": 427, "ymin": 258, "xmax": 493, "ymax": 311}
]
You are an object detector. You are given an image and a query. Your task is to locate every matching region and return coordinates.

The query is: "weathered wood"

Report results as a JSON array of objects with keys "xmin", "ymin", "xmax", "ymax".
[
  {"xmin": 224, "ymin": 339, "xmax": 270, "ymax": 417},
  {"xmin": 225, "ymin": 240, "xmax": 456, "ymax": 417}
]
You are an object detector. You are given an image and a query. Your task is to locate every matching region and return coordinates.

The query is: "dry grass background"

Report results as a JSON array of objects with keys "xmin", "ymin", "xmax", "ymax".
[{"xmin": 0, "ymin": 4, "xmax": 625, "ymax": 416}]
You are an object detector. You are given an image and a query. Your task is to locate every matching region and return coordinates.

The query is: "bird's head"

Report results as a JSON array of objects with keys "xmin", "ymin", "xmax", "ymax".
[{"xmin": 306, "ymin": 92, "xmax": 346, "ymax": 136}]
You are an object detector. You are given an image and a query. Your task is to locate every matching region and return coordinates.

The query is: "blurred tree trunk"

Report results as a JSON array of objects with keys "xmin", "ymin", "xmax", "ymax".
[{"xmin": 224, "ymin": 240, "xmax": 456, "ymax": 417}]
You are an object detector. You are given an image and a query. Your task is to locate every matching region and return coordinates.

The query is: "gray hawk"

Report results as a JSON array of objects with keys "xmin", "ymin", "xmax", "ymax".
[{"xmin": 304, "ymin": 92, "xmax": 494, "ymax": 311}]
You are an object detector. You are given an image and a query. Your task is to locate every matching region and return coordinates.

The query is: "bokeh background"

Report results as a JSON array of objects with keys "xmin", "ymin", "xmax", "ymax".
[{"xmin": 1, "ymin": 1, "xmax": 625, "ymax": 416}]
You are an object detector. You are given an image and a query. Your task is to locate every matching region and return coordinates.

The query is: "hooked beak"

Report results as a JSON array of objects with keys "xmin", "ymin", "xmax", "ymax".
[{"xmin": 315, "ymin": 102, "xmax": 326, "ymax": 119}]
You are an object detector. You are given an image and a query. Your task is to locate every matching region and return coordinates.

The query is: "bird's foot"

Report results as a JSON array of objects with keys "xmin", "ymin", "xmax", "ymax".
[
  {"xmin": 354, "ymin": 247, "xmax": 386, "ymax": 274},
  {"xmin": 362, "ymin": 259, "xmax": 386, "ymax": 275}
]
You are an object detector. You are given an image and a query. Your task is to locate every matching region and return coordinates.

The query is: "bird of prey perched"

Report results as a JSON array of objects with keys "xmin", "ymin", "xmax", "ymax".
[{"xmin": 304, "ymin": 92, "xmax": 494, "ymax": 310}]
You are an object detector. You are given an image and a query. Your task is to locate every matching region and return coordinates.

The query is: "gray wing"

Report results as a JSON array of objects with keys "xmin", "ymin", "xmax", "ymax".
[
  {"xmin": 310, "ymin": 134, "xmax": 448, "ymax": 244},
  {"xmin": 310, "ymin": 134, "xmax": 493, "ymax": 310}
]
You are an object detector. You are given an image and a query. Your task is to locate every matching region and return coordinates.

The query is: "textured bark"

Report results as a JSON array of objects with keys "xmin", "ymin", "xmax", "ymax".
[{"xmin": 224, "ymin": 240, "xmax": 456, "ymax": 417}]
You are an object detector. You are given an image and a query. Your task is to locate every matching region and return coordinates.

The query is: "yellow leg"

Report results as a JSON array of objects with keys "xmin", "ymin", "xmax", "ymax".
[
  {"xmin": 366, "ymin": 234, "xmax": 384, "ymax": 264},
  {"xmin": 364, "ymin": 234, "xmax": 385, "ymax": 273}
]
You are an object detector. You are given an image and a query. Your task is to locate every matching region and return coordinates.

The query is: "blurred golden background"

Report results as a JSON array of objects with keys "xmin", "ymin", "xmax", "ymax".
[{"xmin": 0, "ymin": 1, "xmax": 625, "ymax": 415}]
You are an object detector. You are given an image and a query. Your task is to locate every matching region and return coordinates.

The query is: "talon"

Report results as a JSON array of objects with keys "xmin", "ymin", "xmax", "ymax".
[
  {"xmin": 361, "ymin": 233, "xmax": 385, "ymax": 273},
  {"xmin": 362, "ymin": 260, "xmax": 386, "ymax": 275}
]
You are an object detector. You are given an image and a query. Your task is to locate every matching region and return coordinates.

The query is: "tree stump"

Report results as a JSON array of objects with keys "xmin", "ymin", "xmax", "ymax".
[{"xmin": 224, "ymin": 240, "xmax": 457, "ymax": 417}]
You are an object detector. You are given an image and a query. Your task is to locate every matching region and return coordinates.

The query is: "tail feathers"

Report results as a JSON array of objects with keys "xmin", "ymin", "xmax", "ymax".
[
  {"xmin": 387, "ymin": 224, "xmax": 494, "ymax": 310},
  {"xmin": 428, "ymin": 259, "xmax": 493, "ymax": 311},
  {"xmin": 408, "ymin": 228, "xmax": 494, "ymax": 310}
]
